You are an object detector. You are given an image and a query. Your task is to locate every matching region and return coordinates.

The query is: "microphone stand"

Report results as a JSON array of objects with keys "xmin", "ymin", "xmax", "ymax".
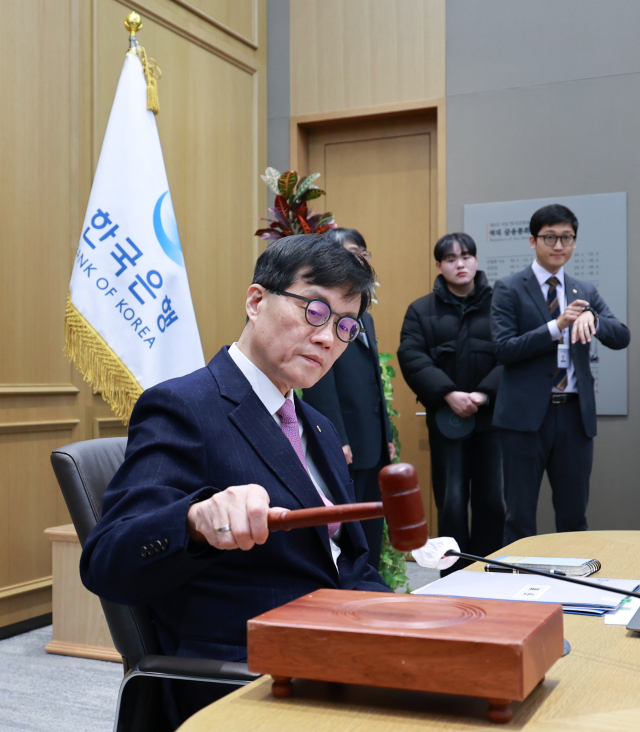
[{"xmin": 444, "ymin": 550, "xmax": 640, "ymax": 601}]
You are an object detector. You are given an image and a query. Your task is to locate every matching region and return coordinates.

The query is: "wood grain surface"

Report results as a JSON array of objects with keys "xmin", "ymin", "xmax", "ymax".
[
  {"xmin": 248, "ymin": 589, "xmax": 563, "ymax": 702},
  {"xmin": 178, "ymin": 531, "xmax": 640, "ymax": 732}
]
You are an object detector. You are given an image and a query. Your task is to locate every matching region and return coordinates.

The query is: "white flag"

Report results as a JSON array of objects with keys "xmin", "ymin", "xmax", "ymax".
[{"xmin": 66, "ymin": 50, "xmax": 204, "ymax": 422}]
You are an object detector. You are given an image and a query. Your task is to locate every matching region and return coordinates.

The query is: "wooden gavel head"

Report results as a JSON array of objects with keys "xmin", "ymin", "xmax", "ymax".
[{"xmin": 378, "ymin": 463, "xmax": 429, "ymax": 552}]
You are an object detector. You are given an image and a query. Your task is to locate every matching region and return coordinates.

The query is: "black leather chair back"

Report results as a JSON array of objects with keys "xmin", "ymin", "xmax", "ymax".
[{"xmin": 51, "ymin": 437, "xmax": 162, "ymax": 670}]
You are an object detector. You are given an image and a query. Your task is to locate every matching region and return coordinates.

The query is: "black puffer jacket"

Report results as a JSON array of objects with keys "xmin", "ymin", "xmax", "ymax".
[{"xmin": 397, "ymin": 271, "xmax": 503, "ymax": 434}]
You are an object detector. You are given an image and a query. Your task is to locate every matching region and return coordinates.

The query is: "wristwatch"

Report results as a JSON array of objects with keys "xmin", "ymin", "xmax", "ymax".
[{"xmin": 583, "ymin": 306, "xmax": 599, "ymax": 328}]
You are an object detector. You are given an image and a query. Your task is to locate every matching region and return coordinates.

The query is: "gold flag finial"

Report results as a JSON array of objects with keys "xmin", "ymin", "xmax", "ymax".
[
  {"xmin": 123, "ymin": 11, "xmax": 160, "ymax": 115},
  {"xmin": 124, "ymin": 12, "xmax": 143, "ymax": 36}
]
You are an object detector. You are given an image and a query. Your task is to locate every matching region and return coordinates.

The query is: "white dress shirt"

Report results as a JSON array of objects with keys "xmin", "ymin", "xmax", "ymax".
[
  {"xmin": 228, "ymin": 343, "xmax": 342, "ymax": 566},
  {"xmin": 531, "ymin": 259, "xmax": 577, "ymax": 393}
]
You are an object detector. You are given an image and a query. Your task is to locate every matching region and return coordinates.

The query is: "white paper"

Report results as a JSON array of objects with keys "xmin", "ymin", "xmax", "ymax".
[
  {"xmin": 604, "ymin": 597, "xmax": 640, "ymax": 625},
  {"xmin": 513, "ymin": 584, "xmax": 551, "ymax": 600},
  {"xmin": 412, "ymin": 569, "xmax": 640, "ymax": 611}
]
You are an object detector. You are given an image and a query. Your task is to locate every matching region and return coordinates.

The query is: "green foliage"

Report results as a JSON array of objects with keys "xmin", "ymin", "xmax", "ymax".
[
  {"xmin": 255, "ymin": 169, "xmax": 335, "ymax": 241},
  {"xmin": 378, "ymin": 352, "xmax": 401, "ymax": 459},
  {"xmin": 294, "ymin": 388, "xmax": 303, "ymax": 399},
  {"xmin": 377, "ymin": 349, "xmax": 409, "ymax": 592},
  {"xmin": 304, "ymin": 187, "xmax": 324, "ymax": 200},
  {"xmin": 379, "ymin": 521, "xmax": 410, "ymax": 592},
  {"xmin": 294, "ymin": 172, "xmax": 321, "ymax": 199},
  {"xmin": 260, "ymin": 167, "xmax": 281, "ymax": 195},
  {"xmin": 278, "ymin": 171, "xmax": 298, "ymax": 199}
]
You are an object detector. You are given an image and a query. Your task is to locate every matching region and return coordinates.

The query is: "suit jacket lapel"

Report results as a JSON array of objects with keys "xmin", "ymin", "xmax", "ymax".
[
  {"xmin": 564, "ymin": 273, "xmax": 584, "ymax": 303},
  {"xmin": 523, "ymin": 266, "xmax": 552, "ymax": 323},
  {"xmin": 208, "ymin": 349, "xmax": 323, "ymax": 511}
]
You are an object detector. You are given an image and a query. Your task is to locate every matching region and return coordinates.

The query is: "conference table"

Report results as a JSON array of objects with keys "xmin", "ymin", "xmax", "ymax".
[{"xmin": 178, "ymin": 531, "xmax": 640, "ymax": 731}]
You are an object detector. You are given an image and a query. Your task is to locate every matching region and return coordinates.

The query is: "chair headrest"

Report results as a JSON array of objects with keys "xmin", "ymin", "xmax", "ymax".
[{"xmin": 51, "ymin": 437, "xmax": 128, "ymax": 545}]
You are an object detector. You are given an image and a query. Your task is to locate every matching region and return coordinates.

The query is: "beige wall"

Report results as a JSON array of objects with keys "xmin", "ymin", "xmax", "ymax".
[
  {"xmin": 290, "ymin": 0, "xmax": 445, "ymax": 117},
  {"xmin": 0, "ymin": 0, "xmax": 266, "ymax": 630}
]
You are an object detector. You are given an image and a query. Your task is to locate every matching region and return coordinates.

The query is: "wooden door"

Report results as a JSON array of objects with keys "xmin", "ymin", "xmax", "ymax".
[{"xmin": 300, "ymin": 113, "xmax": 439, "ymax": 530}]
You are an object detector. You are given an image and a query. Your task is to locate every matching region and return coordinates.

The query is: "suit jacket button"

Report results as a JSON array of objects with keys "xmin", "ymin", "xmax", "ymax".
[
  {"xmin": 370, "ymin": 377, "xmax": 376, "ymax": 383},
  {"xmin": 154, "ymin": 540, "xmax": 163, "ymax": 552},
  {"xmin": 374, "ymin": 405, "xmax": 379, "ymax": 413},
  {"xmin": 161, "ymin": 538, "xmax": 169, "ymax": 551},
  {"xmin": 147, "ymin": 544, "xmax": 156, "ymax": 556},
  {"xmin": 140, "ymin": 545, "xmax": 148, "ymax": 558}
]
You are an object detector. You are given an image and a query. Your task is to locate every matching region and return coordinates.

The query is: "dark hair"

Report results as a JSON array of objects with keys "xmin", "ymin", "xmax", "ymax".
[
  {"xmin": 433, "ymin": 232, "xmax": 477, "ymax": 262},
  {"xmin": 530, "ymin": 204, "xmax": 578, "ymax": 238},
  {"xmin": 253, "ymin": 234, "xmax": 375, "ymax": 316},
  {"xmin": 325, "ymin": 227, "xmax": 367, "ymax": 250}
]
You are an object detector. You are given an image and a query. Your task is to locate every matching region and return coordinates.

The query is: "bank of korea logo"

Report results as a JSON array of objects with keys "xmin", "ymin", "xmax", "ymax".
[{"xmin": 153, "ymin": 191, "xmax": 184, "ymax": 267}]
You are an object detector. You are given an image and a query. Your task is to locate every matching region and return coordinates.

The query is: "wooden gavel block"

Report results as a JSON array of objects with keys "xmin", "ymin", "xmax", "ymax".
[{"xmin": 248, "ymin": 589, "xmax": 564, "ymax": 724}]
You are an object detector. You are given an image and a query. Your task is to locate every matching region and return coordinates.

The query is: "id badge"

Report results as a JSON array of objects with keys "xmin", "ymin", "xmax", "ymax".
[{"xmin": 557, "ymin": 343, "xmax": 570, "ymax": 368}]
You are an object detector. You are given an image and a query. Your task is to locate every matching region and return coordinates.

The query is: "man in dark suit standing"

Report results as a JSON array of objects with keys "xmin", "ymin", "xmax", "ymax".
[
  {"xmin": 303, "ymin": 229, "xmax": 393, "ymax": 568},
  {"xmin": 81, "ymin": 234, "xmax": 390, "ymax": 724},
  {"xmin": 491, "ymin": 204, "xmax": 630, "ymax": 544}
]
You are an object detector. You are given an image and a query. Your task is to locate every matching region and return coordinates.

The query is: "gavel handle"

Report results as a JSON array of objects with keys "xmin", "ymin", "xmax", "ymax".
[{"xmin": 268, "ymin": 502, "xmax": 384, "ymax": 531}]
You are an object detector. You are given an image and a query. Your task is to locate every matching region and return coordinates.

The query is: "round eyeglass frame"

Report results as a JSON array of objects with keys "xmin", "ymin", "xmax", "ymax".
[
  {"xmin": 536, "ymin": 233, "xmax": 576, "ymax": 248},
  {"xmin": 273, "ymin": 290, "xmax": 362, "ymax": 343}
]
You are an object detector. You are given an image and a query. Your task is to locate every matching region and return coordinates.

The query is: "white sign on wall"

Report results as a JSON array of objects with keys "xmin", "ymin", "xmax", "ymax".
[{"xmin": 464, "ymin": 193, "xmax": 628, "ymax": 416}]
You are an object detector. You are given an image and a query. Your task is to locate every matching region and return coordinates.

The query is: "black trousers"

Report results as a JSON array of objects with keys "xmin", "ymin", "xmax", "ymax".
[
  {"xmin": 501, "ymin": 397, "xmax": 593, "ymax": 546},
  {"xmin": 428, "ymin": 429, "xmax": 505, "ymax": 562},
  {"xmin": 350, "ymin": 458, "xmax": 385, "ymax": 570}
]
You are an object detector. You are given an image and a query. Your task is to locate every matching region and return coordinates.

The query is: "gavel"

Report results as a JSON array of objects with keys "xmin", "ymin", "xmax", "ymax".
[{"xmin": 268, "ymin": 462, "xmax": 428, "ymax": 552}]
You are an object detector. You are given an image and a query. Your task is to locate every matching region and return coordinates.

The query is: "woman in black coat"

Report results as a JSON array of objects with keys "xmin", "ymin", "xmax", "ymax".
[{"xmin": 398, "ymin": 233, "xmax": 505, "ymax": 565}]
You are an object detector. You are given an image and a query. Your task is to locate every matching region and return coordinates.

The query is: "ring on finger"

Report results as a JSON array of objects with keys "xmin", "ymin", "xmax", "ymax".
[{"xmin": 215, "ymin": 523, "xmax": 232, "ymax": 533}]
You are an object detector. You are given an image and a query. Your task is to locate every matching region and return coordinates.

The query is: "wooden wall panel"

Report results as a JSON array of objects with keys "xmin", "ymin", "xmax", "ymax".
[
  {"xmin": 290, "ymin": 0, "xmax": 445, "ymax": 117},
  {"xmin": 0, "ymin": 0, "xmax": 266, "ymax": 629},
  {"xmin": 183, "ymin": 0, "xmax": 257, "ymax": 44},
  {"xmin": 0, "ymin": 425, "xmax": 78, "ymax": 591},
  {"xmin": 0, "ymin": 0, "xmax": 76, "ymax": 387}
]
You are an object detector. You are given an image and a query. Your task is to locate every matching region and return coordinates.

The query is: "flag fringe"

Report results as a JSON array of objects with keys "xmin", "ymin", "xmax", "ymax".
[
  {"xmin": 64, "ymin": 294, "xmax": 142, "ymax": 425},
  {"xmin": 137, "ymin": 46, "xmax": 160, "ymax": 114}
]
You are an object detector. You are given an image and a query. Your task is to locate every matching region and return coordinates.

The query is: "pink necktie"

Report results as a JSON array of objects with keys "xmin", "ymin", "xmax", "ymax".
[{"xmin": 276, "ymin": 399, "xmax": 340, "ymax": 539}]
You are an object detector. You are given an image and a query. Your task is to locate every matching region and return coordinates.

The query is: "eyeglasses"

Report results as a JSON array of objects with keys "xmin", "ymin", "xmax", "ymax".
[
  {"xmin": 536, "ymin": 234, "xmax": 576, "ymax": 248},
  {"xmin": 274, "ymin": 291, "xmax": 362, "ymax": 343}
]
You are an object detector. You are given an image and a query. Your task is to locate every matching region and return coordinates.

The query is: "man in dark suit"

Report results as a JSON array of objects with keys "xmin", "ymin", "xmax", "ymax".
[
  {"xmin": 80, "ymin": 234, "xmax": 390, "ymax": 724},
  {"xmin": 303, "ymin": 228, "xmax": 393, "ymax": 569},
  {"xmin": 491, "ymin": 204, "xmax": 630, "ymax": 544}
]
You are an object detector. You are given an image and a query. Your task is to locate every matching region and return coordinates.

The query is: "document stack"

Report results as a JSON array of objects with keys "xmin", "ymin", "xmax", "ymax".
[{"xmin": 414, "ymin": 570, "xmax": 640, "ymax": 616}]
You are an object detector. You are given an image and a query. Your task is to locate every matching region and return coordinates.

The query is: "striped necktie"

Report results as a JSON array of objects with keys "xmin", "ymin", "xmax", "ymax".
[
  {"xmin": 276, "ymin": 399, "xmax": 340, "ymax": 539},
  {"xmin": 547, "ymin": 276, "xmax": 568, "ymax": 391}
]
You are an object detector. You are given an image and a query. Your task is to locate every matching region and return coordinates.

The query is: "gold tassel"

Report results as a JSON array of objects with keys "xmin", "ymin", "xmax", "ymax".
[
  {"xmin": 64, "ymin": 294, "xmax": 143, "ymax": 425},
  {"xmin": 137, "ymin": 46, "xmax": 160, "ymax": 115}
]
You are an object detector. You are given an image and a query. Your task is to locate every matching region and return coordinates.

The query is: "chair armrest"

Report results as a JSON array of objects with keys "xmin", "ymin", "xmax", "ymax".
[{"xmin": 135, "ymin": 654, "xmax": 260, "ymax": 682}]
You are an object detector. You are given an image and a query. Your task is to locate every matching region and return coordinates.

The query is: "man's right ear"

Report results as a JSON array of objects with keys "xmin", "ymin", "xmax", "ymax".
[{"xmin": 245, "ymin": 284, "xmax": 266, "ymax": 321}]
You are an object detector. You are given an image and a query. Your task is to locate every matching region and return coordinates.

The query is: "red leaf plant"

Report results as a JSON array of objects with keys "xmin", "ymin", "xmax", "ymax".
[{"xmin": 255, "ymin": 167, "xmax": 336, "ymax": 241}]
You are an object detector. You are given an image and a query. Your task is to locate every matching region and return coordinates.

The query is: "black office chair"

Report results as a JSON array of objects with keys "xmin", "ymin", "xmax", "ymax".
[{"xmin": 51, "ymin": 437, "xmax": 259, "ymax": 732}]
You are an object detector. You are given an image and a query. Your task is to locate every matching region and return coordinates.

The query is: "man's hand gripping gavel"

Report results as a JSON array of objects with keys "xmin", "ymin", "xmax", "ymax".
[{"xmin": 187, "ymin": 463, "xmax": 429, "ymax": 552}]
